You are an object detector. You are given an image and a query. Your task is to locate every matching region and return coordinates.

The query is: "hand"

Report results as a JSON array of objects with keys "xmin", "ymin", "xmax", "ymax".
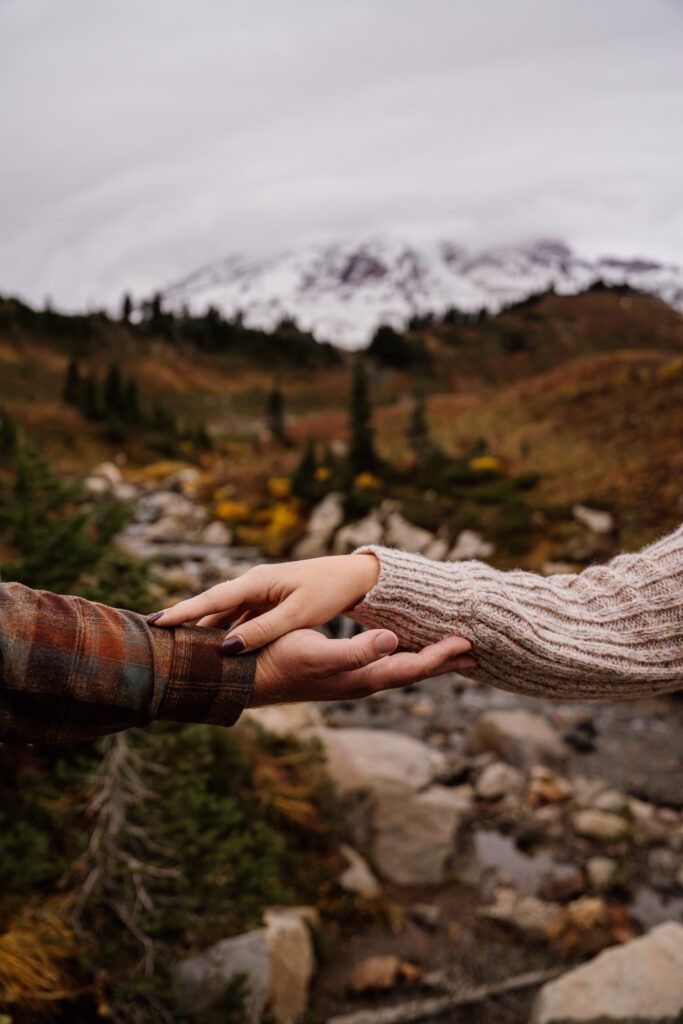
[
  {"xmin": 147, "ymin": 554, "xmax": 382, "ymax": 654},
  {"xmin": 250, "ymin": 628, "xmax": 475, "ymax": 706}
]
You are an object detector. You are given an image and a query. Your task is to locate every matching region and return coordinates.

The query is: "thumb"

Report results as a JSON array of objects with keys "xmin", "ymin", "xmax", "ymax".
[{"xmin": 314, "ymin": 629, "xmax": 398, "ymax": 675}]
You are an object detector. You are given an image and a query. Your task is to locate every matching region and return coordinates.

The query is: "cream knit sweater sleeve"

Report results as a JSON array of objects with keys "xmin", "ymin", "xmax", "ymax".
[{"xmin": 349, "ymin": 525, "xmax": 683, "ymax": 700}]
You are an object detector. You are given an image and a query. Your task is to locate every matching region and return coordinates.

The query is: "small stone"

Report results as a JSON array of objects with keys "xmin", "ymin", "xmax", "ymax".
[
  {"xmin": 409, "ymin": 695, "xmax": 435, "ymax": 718},
  {"xmin": 384, "ymin": 512, "xmax": 435, "ymax": 554},
  {"xmin": 338, "ymin": 845, "xmax": 382, "ymax": 899},
  {"xmin": 572, "ymin": 504, "xmax": 614, "ymax": 535},
  {"xmin": 573, "ymin": 810, "xmax": 630, "ymax": 843},
  {"xmin": 475, "ymin": 761, "xmax": 525, "ymax": 800},
  {"xmin": 201, "ymin": 520, "xmax": 233, "ymax": 546},
  {"xmin": 410, "ymin": 903, "xmax": 442, "ymax": 930},
  {"xmin": 347, "ymin": 955, "xmax": 402, "ymax": 993},
  {"xmin": 423, "ymin": 538, "xmax": 450, "ymax": 561},
  {"xmin": 592, "ymin": 789, "xmax": 628, "ymax": 814},
  {"xmin": 586, "ymin": 856, "xmax": 618, "ymax": 892},
  {"xmin": 448, "ymin": 529, "xmax": 494, "ymax": 561},
  {"xmin": 539, "ymin": 864, "xmax": 585, "ymax": 902},
  {"xmin": 479, "ymin": 887, "xmax": 560, "ymax": 941},
  {"xmin": 647, "ymin": 847, "xmax": 677, "ymax": 890},
  {"xmin": 572, "ymin": 776, "xmax": 611, "ymax": 809},
  {"xmin": 466, "ymin": 710, "xmax": 570, "ymax": 772},
  {"xmin": 547, "ymin": 896, "xmax": 613, "ymax": 959},
  {"xmin": 532, "ymin": 922, "xmax": 683, "ymax": 1024},
  {"xmin": 333, "ymin": 514, "xmax": 384, "ymax": 554}
]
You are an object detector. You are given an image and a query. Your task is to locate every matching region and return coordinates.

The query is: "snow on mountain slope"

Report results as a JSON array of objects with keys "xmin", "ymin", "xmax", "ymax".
[{"xmin": 162, "ymin": 238, "xmax": 683, "ymax": 349}]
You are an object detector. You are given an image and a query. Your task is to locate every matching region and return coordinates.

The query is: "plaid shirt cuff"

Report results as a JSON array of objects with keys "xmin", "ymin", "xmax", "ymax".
[{"xmin": 150, "ymin": 623, "xmax": 256, "ymax": 727}]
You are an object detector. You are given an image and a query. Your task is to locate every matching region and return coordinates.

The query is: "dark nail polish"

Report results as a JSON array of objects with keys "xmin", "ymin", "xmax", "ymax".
[
  {"xmin": 146, "ymin": 611, "xmax": 165, "ymax": 624},
  {"xmin": 220, "ymin": 634, "xmax": 246, "ymax": 656}
]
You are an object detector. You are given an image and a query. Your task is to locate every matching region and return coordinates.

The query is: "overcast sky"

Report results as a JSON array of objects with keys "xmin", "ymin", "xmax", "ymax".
[{"xmin": 1, "ymin": 0, "xmax": 682, "ymax": 311}]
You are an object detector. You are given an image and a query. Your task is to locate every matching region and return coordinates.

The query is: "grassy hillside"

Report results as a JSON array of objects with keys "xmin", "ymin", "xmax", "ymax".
[{"xmin": 1, "ymin": 287, "xmax": 681, "ymax": 557}]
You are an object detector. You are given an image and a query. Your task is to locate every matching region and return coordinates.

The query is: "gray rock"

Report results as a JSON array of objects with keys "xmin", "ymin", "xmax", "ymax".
[
  {"xmin": 304, "ymin": 726, "xmax": 444, "ymax": 797},
  {"xmin": 201, "ymin": 520, "xmax": 233, "ymax": 546},
  {"xmin": 647, "ymin": 847, "xmax": 678, "ymax": 890},
  {"xmin": 573, "ymin": 809, "xmax": 630, "ymax": 843},
  {"xmin": 572, "ymin": 504, "xmax": 614, "ymax": 535},
  {"xmin": 293, "ymin": 492, "xmax": 345, "ymax": 558},
  {"xmin": 338, "ymin": 844, "xmax": 382, "ymax": 899},
  {"xmin": 371, "ymin": 784, "xmax": 473, "ymax": 886},
  {"xmin": 423, "ymin": 537, "xmax": 450, "ymax": 561},
  {"xmin": 479, "ymin": 887, "xmax": 560, "ymax": 941},
  {"xmin": 409, "ymin": 902, "xmax": 442, "ymax": 929},
  {"xmin": 384, "ymin": 512, "xmax": 434, "ymax": 554},
  {"xmin": 448, "ymin": 529, "xmax": 494, "ymax": 561},
  {"xmin": 243, "ymin": 703, "xmax": 324, "ymax": 738},
  {"xmin": 591, "ymin": 788, "xmax": 628, "ymax": 814},
  {"xmin": 466, "ymin": 710, "xmax": 570, "ymax": 772},
  {"xmin": 175, "ymin": 931, "xmax": 270, "ymax": 1023},
  {"xmin": 531, "ymin": 921, "xmax": 683, "ymax": 1023},
  {"xmin": 475, "ymin": 761, "xmax": 525, "ymax": 800},
  {"xmin": 333, "ymin": 514, "xmax": 384, "ymax": 554}
]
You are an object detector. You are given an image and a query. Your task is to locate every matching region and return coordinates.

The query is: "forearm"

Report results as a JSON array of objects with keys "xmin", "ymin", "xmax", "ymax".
[
  {"xmin": 0, "ymin": 583, "xmax": 255, "ymax": 743},
  {"xmin": 349, "ymin": 526, "xmax": 683, "ymax": 700}
]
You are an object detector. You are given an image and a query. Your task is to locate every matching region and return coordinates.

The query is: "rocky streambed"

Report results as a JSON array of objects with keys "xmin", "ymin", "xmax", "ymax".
[{"xmin": 89, "ymin": 462, "xmax": 683, "ymax": 1023}]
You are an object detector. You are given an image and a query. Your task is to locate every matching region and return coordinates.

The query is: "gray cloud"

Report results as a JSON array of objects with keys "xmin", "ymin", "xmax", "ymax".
[{"xmin": 1, "ymin": 0, "xmax": 682, "ymax": 310}]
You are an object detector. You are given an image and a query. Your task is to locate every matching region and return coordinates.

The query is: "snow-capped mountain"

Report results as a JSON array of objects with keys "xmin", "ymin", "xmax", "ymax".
[{"xmin": 162, "ymin": 238, "xmax": 683, "ymax": 349}]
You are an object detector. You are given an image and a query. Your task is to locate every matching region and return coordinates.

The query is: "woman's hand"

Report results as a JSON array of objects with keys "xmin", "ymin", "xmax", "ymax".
[
  {"xmin": 250, "ymin": 628, "xmax": 475, "ymax": 706},
  {"xmin": 147, "ymin": 554, "xmax": 382, "ymax": 654}
]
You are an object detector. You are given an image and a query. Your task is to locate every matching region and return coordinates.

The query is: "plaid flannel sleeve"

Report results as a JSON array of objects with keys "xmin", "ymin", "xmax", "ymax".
[{"xmin": 0, "ymin": 582, "xmax": 256, "ymax": 744}]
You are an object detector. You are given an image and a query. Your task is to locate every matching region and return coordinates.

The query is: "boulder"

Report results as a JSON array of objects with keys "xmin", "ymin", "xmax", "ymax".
[
  {"xmin": 423, "ymin": 537, "xmax": 450, "ymax": 561},
  {"xmin": 263, "ymin": 907, "xmax": 317, "ymax": 1024},
  {"xmin": 175, "ymin": 931, "xmax": 270, "ymax": 1023},
  {"xmin": 333, "ymin": 514, "xmax": 384, "ymax": 554},
  {"xmin": 448, "ymin": 529, "xmax": 494, "ymax": 561},
  {"xmin": 243, "ymin": 703, "xmax": 324, "ymax": 738},
  {"xmin": 466, "ymin": 710, "xmax": 570, "ymax": 772},
  {"xmin": 572, "ymin": 504, "xmax": 614, "ymax": 535},
  {"xmin": 572, "ymin": 810, "xmax": 630, "ymax": 843},
  {"xmin": 304, "ymin": 726, "xmax": 443, "ymax": 797},
  {"xmin": 293, "ymin": 493, "xmax": 345, "ymax": 559},
  {"xmin": 479, "ymin": 887, "xmax": 560, "ymax": 941},
  {"xmin": 475, "ymin": 761, "xmax": 525, "ymax": 800},
  {"xmin": 338, "ymin": 844, "xmax": 382, "ymax": 899},
  {"xmin": 531, "ymin": 921, "xmax": 683, "ymax": 1023},
  {"xmin": 371, "ymin": 785, "xmax": 473, "ymax": 886},
  {"xmin": 384, "ymin": 512, "xmax": 435, "ymax": 554}
]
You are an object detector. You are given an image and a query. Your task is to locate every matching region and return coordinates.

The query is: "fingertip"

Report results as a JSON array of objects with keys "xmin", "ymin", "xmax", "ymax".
[
  {"xmin": 219, "ymin": 634, "xmax": 247, "ymax": 656},
  {"xmin": 146, "ymin": 610, "xmax": 166, "ymax": 625},
  {"xmin": 373, "ymin": 630, "xmax": 398, "ymax": 656}
]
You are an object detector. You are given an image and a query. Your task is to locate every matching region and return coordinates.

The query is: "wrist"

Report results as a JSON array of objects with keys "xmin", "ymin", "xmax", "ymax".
[{"xmin": 349, "ymin": 552, "xmax": 380, "ymax": 604}]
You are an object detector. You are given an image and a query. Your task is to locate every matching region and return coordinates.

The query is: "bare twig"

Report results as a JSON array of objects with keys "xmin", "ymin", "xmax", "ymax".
[{"xmin": 326, "ymin": 966, "xmax": 565, "ymax": 1024}]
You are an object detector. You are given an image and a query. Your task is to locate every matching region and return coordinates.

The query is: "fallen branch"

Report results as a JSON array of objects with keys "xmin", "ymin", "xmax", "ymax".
[{"xmin": 326, "ymin": 966, "xmax": 564, "ymax": 1024}]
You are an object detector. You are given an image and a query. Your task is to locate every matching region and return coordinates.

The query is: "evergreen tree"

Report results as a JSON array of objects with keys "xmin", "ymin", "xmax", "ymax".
[
  {"xmin": 82, "ymin": 373, "xmax": 101, "ymax": 421},
  {"xmin": 62, "ymin": 357, "xmax": 81, "ymax": 407},
  {"xmin": 104, "ymin": 362, "xmax": 124, "ymax": 416},
  {"xmin": 408, "ymin": 388, "xmax": 431, "ymax": 464},
  {"xmin": 194, "ymin": 422, "xmax": 213, "ymax": 450},
  {"xmin": 349, "ymin": 356, "xmax": 377, "ymax": 474},
  {"xmin": 291, "ymin": 438, "xmax": 317, "ymax": 500},
  {"xmin": 123, "ymin": 376, "xmax": 141, "ymax": 424},
  {"xmin": 121, "ymin": 293, "xmax": 133, "ymax": 323},
  {"xmin": 267, "ymin": 375, "xmax": 288, "ymax": 445}
]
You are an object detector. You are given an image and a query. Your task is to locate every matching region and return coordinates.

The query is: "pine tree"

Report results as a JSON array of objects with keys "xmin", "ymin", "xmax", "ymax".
[
  {"xmin": 104, "ymin": 363, "xmax": 123, "ymax": 416},
  {"xmin": 291, "ymin": 438, "xmax": 317, "ymax": 500},
  {"xmin": 62, "ymin": 358, "xmax": 81, "ymax": 407},
  {"xmin": 408, "ymin": 388, "xmax": 431, "ymax": 464},
  {"xmin": 349, "ymin": 356, "xmax": 377, "ymax": 474},
  {"xmin": 267, "ymin": 376, "xmax": 288, "ymax": 445},
  {"xmin": 123, "ymin": 376, "xmax": 141, "ymax": 424},
  {"xmin": 82, "ymin": 373, "xmax": 101, "ymax": 421},
  {"xmin": 121, "ymin": 293, "xmax": 133, "ymax": 323}
]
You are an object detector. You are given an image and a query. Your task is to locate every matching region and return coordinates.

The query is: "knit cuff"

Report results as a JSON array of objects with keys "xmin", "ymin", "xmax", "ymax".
[{"xmin": 348, "ymin": 545, "xmax": 479, "ymax": 650}]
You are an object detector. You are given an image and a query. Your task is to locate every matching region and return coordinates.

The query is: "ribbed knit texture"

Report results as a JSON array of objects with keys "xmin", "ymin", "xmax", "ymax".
[{"xmin": 349, "ymin": 525, "xmax": 683, "ymax": 700}]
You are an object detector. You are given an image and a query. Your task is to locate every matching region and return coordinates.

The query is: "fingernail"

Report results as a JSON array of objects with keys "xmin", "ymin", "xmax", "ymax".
[
  {"xmin": 374, "ymin": 631, "xmax": 397, "ymax": 655},
  {"xmin": 146, "ymin": 611, "xmax": 165, "ymax": 625},
  {"xmin": 220, "ymin": 634, "xmax": 246, "ymax": 656}
]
